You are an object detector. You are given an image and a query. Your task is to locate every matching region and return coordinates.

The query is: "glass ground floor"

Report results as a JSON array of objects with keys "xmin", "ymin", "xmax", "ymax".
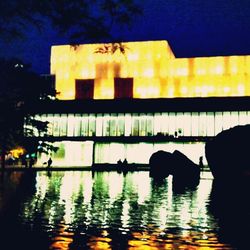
[
  {"xmin": 30, "ymin": 98, "xmax": 250, "ymax": 168},
  {"xmin": 36, "ymin": 141, "xmax": 206, "ymax": 167},
  {"xmin": 30, "ymin": 110, "xmax": 250, "ymax": 138},
  {"xmin": 32, "ymin": 109, "xmax": 250, "ymax": 168}
]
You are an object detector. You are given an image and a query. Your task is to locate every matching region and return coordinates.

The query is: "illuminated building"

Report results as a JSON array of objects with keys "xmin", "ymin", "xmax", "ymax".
[{"xmin": 31, "ymin": 40, "xmax": 250, "ymax": 167}]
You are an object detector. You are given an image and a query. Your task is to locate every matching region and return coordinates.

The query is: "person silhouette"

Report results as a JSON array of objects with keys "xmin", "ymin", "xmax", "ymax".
[
  {"xmin": 47, "ymin": 157, "xmax": 52, "ymax": 168},
  {"xmin": 123, "ymin": 158, "xmax": 128, "ymax": 165},
  {"xmin": 199, "ymin": 156, "xmax": 204, "ymax": 171}
]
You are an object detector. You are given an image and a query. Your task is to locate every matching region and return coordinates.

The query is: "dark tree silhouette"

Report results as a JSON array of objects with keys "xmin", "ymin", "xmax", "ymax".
[
  {"xmin": 0, "ymin": 0, "xmax": 142, "ymax": 43},
  {"xmin": 0, "ymin": 59, "xmax": 57, "ymax": 169},
  {"xmin": 0, "ymin": 0, "xmax": 142, "ymax": 168}
]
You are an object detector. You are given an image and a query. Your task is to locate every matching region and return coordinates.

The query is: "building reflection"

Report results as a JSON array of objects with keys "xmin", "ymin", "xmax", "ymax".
[{"xmin": 12, "ymin": 171, "xmax": 236, "ymax": 249}]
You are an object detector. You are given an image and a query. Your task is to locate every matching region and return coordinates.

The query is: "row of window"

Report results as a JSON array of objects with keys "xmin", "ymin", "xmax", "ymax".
[{"xmin": 27, "ymin": 111, "xmax": 250, "ymax": 138}]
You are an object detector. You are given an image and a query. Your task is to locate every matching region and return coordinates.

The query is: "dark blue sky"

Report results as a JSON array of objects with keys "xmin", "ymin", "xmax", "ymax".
[{"xmin": 1, "ymin": 0, "xmax": 250, "ymax": 74}]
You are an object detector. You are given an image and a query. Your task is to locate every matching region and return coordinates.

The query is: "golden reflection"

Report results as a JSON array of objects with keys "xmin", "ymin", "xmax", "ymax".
[
  {"xmin": 17, "ymin": 172, "xmax": 233, "ymax": 249},
  {"xmin": 49, "ymin": 225, "xmax": 74, "ymax": 250},
  {"xmin": 127, "ymin": 231, "xmax": 232, "ymax": 249},
  {"xmin": 87, "ymin": 230, "xmax": 112, "ymax": 250},
  {"xmin": 87, "ymin": 236, "xmax": 112, "ymax": 250},
  {"xmin": 51, "ymin": 40, "xmax": 250, "ymax": 100}
]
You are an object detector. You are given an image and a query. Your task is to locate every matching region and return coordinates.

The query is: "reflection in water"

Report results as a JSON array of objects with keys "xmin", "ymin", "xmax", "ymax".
[
  {"xmin": 208, "ymin": 178, "xmax": 250, "ymax": 249},
  {"xmin": 0, "ymin": 170, "xmax": 245, "ymax": 249}
]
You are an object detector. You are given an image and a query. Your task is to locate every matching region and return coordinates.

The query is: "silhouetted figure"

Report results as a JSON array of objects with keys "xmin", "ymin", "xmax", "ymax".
[
  {"xmin": 117, "ymin": 159, "xmax": 128, "ymax": 173},
  {"xmin": 199, "ymin": 156, "xmax": 204, "ymax": 171},
  {"xmin": 47, "ymin": 157, "xmax": 52, "ymax": 168},
  {"xmin": 24, "ymin": 158, "xmax": 28, "ymax": 168},
  {"xmin": 117, "ymin": 159, "xmax": 123, "ymax": 172},
  {"xmin": 29, "ymin": 158, "xmax": 35, "ymax": 168}
]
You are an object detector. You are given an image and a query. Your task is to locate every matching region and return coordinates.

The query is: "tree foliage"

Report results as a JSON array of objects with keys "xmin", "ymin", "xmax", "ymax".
[
  {"xmin": 0, "ymin": 0, "xmax": 142, "ymax": 43},
  {"xmin": 0, "ymin": 59, "xmax": 57, "ymax": 168},
  {"xmin": 94, "ymin": 42, "xmax": 128, "ymax": 54},
  {"xmin": 0, "ymin": 0, "xmax": 142, "ymax": 168}
]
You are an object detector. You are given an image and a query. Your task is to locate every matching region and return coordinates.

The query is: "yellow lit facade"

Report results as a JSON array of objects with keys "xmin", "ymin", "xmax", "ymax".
[{"xmin": 51, "ymin": 40, "xmax": 250, "ymax": 100}]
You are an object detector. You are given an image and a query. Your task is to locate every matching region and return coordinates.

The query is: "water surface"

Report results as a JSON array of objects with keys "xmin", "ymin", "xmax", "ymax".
[{"xmin": 0, "ymin": 170, "xmax": 248, "ymax": 249}]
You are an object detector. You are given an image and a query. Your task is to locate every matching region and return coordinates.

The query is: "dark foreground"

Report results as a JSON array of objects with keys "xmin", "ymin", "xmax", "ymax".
[{"xmin": 0, "ymin": 170, "xmax": 249, "ymax": 249}]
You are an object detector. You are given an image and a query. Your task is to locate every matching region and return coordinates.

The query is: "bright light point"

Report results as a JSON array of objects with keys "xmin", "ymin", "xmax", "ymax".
[
  {"xmin": 208, "ymin": 85, "xmax": 215, "ymax": 92},
  {"xmin": 143, "ymin": 69, "xmax": 154, "ymax": 77},
  {"xmin": 177, "ymin": 68, "xmax": 188, "ymax": 76},
  {"xmin": 168, "ymin": 88, "xmax": 174, "ymax": 97},
  {"xmin": 195, "ymin": 87, "xmax": 201, "ymax": 94},
  {"xmin": 238, "ymin": 84, "xmax": 245, "ymax": 94},
  {"xmin": 231, "ymin": 66, "xmax": 237, "ymax": 74},
  {"xmin": 197, "ymin": 69, "xmax": 205, "ymax": 75},
  {"xmin": 10, "ymin": 147, "xmax": 25, "ymax": 158},
  {"xmin": 14, "ymin": 63, "xmax": 24, "ymax": 68},
  {"xmin": 181, "ymin": 86, "xmax": 188, "ymax": 94},
  {"xmin": 127, "ymin": 53, "xmax": 139, "ymax": 61},
  {"xmin": 215, "ymin": 66, "xmax": 223, "ymax": 74}
]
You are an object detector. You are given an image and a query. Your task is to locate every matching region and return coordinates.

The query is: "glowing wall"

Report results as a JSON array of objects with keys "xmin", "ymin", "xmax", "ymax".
[
  {"xmin": 37, "ymin": 141, "xmax": 94, "ymax": 167},
  {"xmin": 51, "ymin": 40, "xmax": 250, "ymax": 100},
  {"xmin": 51, "ymin": 41, "xmax": 173, "ymax": 99},
  {"xmin": 36, "ymin": 141, "xmax": 205, "ymax": 167}
]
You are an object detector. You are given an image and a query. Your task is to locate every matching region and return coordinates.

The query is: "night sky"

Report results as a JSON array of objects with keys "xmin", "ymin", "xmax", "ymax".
[{"xmin": 1, "ymin": 0, "xmax": 250, "ymax": 74}]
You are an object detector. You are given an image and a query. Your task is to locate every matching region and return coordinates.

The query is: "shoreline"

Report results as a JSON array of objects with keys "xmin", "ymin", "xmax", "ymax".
[
  {"xmin": 0, "ymin": 164, "xmax": 213, "ymax": 179},
  {"xmin": 1, "ymin": 163, "xmax": 150, "ymax": 171},
  {"xmin": 1, "ymin": 163, "xmax": 211, "ymax": 172}
]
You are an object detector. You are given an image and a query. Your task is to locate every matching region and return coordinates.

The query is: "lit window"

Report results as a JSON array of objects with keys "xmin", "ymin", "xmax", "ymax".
[
  {"xmin": 231, "ymin": 66, "xmax": 237, "ymax": 74},
  {"xmin": 176, "ymin": 68, "xmax": 188, "ymax": 76},
  {"xmin": 223, "ymin": 87, "xmax": 230, "ymax": 93},
  {"xmin": 197, "ymin": 69, "xmax": 205, "ymax": 75},
  {"xmin": 181, "ymin": 86, "xmax": 188, "ymax": 94},
  {"xmin": 143, "ymin": 69, "xmax": 154, "ymax": 77},
  {"xmin": 215, "ymin": 66, "xmax": 223, "ymax": 74},
  {"xmin": 238, "ymin": 84, "xmax": 245, "ymax": 95}
]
